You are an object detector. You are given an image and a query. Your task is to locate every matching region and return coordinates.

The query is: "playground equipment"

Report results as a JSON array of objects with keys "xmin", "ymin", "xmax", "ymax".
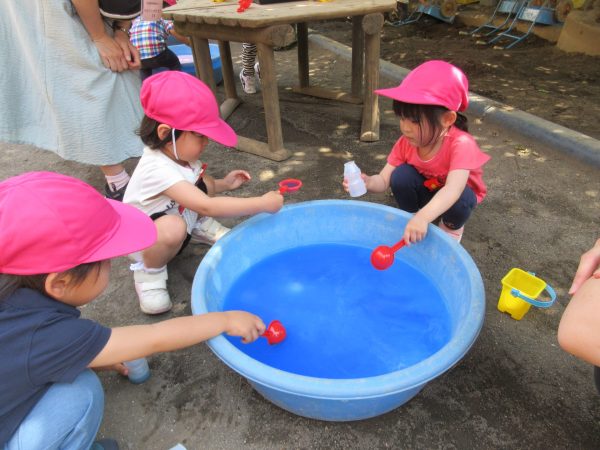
[{"xmin": 463, "ymin": 0, "xmax": 580, "ymax": 49}]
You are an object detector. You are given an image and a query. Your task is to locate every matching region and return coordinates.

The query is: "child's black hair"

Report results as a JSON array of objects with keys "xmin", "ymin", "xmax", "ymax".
[
  {"xmin": 392, "ymin": 100, "xmax": 468, "ymax": 147},
  {"xmin": 0, "ymin": 261, "xmax": 104, "ymax": 302},
  {"xmin": 137, "ymin": 115, "xmax": 184, "ymax": 150}
]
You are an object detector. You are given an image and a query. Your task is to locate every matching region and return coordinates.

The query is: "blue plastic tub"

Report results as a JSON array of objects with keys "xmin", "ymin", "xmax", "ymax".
[
  {"xmin": 191, "ymin": 200, "xmax": 485, "ymax": 421},
  {"xmin": 157, "ymin": 43, "xmax": 222, "ymax": 84}
]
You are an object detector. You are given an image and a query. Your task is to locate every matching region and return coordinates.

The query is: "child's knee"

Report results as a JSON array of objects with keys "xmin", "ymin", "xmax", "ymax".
[
  {"xmin": 155, "ymin": 215, "xmax": 188, "ymax": 247},
  {"xmin": 390, "ymin": 164, "xmax": 420, "ymax": 191}
]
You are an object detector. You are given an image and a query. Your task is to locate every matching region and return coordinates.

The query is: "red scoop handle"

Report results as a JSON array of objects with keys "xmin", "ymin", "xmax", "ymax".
[{"xmin": 390, "ymin": 239, "xmax": 407, "ymax": 253}]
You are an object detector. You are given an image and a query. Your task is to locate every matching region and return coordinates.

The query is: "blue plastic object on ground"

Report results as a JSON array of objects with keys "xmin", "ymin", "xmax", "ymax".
[
  {"xmin": 191, "ymin": 200, "xmax": 485, "ymax": 421},
  {"xmin": 157, "ymin": 43, "xmax": 222, "ymax": 85}
]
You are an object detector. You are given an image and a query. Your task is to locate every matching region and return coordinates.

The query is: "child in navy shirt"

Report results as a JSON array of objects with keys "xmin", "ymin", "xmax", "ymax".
[{"xmin": 0, "ymin": 172, "xmax": 265, "ymax": 449}]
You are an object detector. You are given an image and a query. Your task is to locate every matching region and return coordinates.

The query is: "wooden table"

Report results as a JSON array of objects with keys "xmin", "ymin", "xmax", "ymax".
[{"xmin": 163, "ymin": 0, "xmax": 397, "ymax": 161}]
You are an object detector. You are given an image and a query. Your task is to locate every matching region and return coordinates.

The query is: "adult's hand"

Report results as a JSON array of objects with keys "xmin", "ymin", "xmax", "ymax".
[
  {"xmin": 93, "ymin": 34, "xmax": 130, "ymax": 72},
  {"xmin": 113, "ymin": 29, "xmax": 142, "ymax": 70}
]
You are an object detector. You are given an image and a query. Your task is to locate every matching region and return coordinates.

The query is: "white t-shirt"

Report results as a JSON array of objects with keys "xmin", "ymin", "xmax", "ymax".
[{"xmin": 124, "ymin": 147, "xmax": 203, "ymax": 233}]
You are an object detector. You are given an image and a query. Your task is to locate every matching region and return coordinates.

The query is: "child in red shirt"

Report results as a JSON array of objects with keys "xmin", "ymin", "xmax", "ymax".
[{"xmin": 344, "ymin": 60, "xmax": 490, "ymax": 243}]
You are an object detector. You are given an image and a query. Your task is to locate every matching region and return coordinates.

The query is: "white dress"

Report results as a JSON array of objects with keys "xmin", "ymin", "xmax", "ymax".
[{"xmin": 0, "ymin": 0, "xmax": 143, "ymax": 165}]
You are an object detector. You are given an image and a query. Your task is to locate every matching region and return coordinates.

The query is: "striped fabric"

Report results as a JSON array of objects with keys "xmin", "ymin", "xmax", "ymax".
[{"xmin": 130, "ymin": 18, "xmax": 174, "ymax": 60}]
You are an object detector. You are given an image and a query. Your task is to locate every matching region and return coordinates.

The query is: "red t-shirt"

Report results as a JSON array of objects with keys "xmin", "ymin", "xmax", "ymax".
[{"xmin": 387, "ymin": 126, "xmax": 491, "ymax": 203}]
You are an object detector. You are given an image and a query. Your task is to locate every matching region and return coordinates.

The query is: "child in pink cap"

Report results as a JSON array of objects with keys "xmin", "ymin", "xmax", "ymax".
[
  {"xmin": 0, "ymin": 172, "xmax": 266, "ymax": 449},
  {"xmin": 344, "ymin": 60, "xmax": 490, "ymax": 244},
  {"xmin": 124, "ymin": 71, "xmax": 283, "ymax": 314}
]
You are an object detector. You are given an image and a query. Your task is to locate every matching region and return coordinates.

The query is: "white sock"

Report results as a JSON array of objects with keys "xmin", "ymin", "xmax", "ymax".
[{"xmin": 105, "ymin": 171, "xmax": 130, "ymax": 192}]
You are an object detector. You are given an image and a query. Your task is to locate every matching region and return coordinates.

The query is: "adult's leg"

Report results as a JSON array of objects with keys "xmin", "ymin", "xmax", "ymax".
[
  {"xmin": 389, "ymin": 163, "xmax": 433, "ymax": 213},
  {"xmin": 6, "ymin": 370, "xmax": 104, "ymax": 450}
]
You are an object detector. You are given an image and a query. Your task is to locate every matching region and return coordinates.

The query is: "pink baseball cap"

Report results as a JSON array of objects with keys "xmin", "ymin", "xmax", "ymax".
[
  {"xmin": 140, "ymin": 71, "xmax": 237, "ymax": 147},
  {"xmin": 375, "ymin": 60, "xmax": 469, "ymax": 112},
  {"xmin": 0, "ymin": 172, "xmax": 157, "ymax": 275}
]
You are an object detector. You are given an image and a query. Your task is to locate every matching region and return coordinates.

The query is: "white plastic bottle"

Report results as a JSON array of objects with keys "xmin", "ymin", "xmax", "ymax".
[
  {"xmin": 344, "ymin": 161, "xmax": 367, "ymax": 198},
  {"xmin": 124, "ymin": 357, "xmax": 151, "ymax": 384}
]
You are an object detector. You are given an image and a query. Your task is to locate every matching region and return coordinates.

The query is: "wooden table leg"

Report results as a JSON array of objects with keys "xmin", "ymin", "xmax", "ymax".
[
  {"xmin": 190, "ymin": 38, "xmax": 241, "ymax": 120},
  {"xmin": 218, "ymin": 41, "xmax": 241, "ymax": 120},
  {"xmin": 351, "ymin": 16, "xmax": 364, "ymax": 99},
  {"xmin": 361, "ymin": 13, "xmax": 384, "ymax": 142},
  {"xmin": 297, "ymin": 22, "xmax": 309, "ymax": 89},
  {"xmin": 239, "ymin": 42, "xmax": 289, "ymax": 161},
  {"xmin": 190, "ymin": 37, "xmax": 216, "ymax": 93}
]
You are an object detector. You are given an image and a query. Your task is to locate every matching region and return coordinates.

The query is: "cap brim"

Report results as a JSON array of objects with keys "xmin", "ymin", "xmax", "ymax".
[
  {"xmin": 198, "ymin": 118, "xmax": 238, "ymax": 148},
  {"xmin": 85, "ymin": 200, "xmax": 157, "ymax": 263},
  {"xmin": 375, "ymin": 87, "xmax": 440, "ymax": 106}
]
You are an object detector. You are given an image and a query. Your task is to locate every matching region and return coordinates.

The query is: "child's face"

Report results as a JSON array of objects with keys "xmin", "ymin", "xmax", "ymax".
[
  {"xmin": 174, "ymin": 131, "xmax": 209, "ymax": 163},
  {"xmin": 58, "ymin": 260, "xmax": 111, "ymax": 307},
  {"xmin": 399, "ymin": 117, "xmax": 432, "ymax": 148}
]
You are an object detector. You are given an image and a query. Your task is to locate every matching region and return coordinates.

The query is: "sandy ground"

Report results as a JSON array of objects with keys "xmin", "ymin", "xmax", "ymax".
[{"xmin": 2, "ymin": 36, "xmax": 599, "ymax": 449}]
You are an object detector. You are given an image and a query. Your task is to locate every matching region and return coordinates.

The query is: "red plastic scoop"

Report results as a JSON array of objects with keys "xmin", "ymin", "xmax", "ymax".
[
  {"xmin": 278, "ymin": 179, "xmax": 302, "ymax": 195},
  {"xmin": 262, "ymin": 320, "xmax": 286, "ymax": 345},
  {"xmin": 371, "ymin": 239, "xmax": 406, "ymax": 271}
]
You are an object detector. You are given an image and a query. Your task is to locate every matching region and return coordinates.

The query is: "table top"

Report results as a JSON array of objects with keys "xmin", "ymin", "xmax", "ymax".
[{"xmin": 163, "ymin": 0, "xmax": 397, "ymax": 28}]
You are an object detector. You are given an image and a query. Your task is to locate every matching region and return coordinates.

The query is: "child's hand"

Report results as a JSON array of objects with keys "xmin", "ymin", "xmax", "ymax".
[
  {"xmin": 261, "ymin": 191, "xmax": 284, "ymax": 213},
  {"xmin": 342, "ymin": 173, "xmax": 369, "ymax": 193},
  {"xmin": 403, "ymin": 216, "xmax": 428, "ymax": 244},
  {"xmin": 223, "ymin": 311, "xmax": 266, "ymax": 343},
  {"xmin": 92, "ymin": 362, "xmax": 128, "ymax": 376},
  {"xmin": 222, "ymin": 170, "xmax": 251, "ymax": 191}
]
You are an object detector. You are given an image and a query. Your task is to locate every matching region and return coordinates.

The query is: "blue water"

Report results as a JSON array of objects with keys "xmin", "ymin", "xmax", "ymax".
[{"xmin": 222, "ymin": 244, "xmax": 451, "ymax": 379}]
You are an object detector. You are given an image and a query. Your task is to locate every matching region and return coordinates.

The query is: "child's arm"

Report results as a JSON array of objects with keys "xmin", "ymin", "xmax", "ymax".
[
  {"xmin": 403, "ymin": 169, "xmax": 469, "ymax": 244},
  {"xmin": 170, "ymin": 29, "xmax": 191, "ymax": 46},
  {"xmin": 164, "ymin": 180, "xmax": 283, "ymax": 217},
  {"xmin": 558, "ymin": 276, "xmax": 600, "ymax": 366},
  {"xmin": 343, "ymin": 163, "xmax": 395, "ymax": 194},
  {"xmin": 204, "ymin": 170, "xmax": 251, "ymax": 195},
  {"xmin": 88, "ymin": 311, "xmax": 265, "ymax": 368}
]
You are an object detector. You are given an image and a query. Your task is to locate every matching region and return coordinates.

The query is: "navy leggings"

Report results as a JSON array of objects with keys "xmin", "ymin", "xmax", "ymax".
[{"xmin": 390, "ymin": 163, "xmax": 477, "ymax": 230}]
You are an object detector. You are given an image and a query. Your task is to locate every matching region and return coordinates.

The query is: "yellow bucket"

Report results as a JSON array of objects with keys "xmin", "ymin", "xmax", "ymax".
[{"xmin": 497, "ymin": 268, "xmax": 556, "ymax": 320}]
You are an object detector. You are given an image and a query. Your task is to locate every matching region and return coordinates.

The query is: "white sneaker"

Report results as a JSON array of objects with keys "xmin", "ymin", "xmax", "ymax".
[
  {"xmin": 133, "ymin": 267, "xmax": 172, "ymax": 315},
  {"xmin": 239, "ymin": 70, "xmax": 257, "ymax": 94},
  {"xmin": 190, "ymin": 217, "xmax": 230, "ymax": 245},
  {"xmin": 254, "ymin": 61, "xmax": 260, "ymax": 79}
]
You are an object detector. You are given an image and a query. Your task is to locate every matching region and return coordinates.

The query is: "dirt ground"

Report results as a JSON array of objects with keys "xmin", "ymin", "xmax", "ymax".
[{"xmin": 311, "ymin": 9, "xmax": 600, "ymax": 140}]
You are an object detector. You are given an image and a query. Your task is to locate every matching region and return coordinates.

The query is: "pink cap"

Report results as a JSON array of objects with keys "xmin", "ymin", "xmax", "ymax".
[
  {"xmin": 375, "ymin": 60, "xmax": 469, "ymax": 112},
  {"xmin": 0, "ymin": 172, "xmax": 157, "ymax": 275},
  {"xmin": 164, "ymin": 0, "xmax": 176, "ymax": 5},
  {"xmin": 141, "ymin": 71, "xmax": 237, "ymax": 147}
]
